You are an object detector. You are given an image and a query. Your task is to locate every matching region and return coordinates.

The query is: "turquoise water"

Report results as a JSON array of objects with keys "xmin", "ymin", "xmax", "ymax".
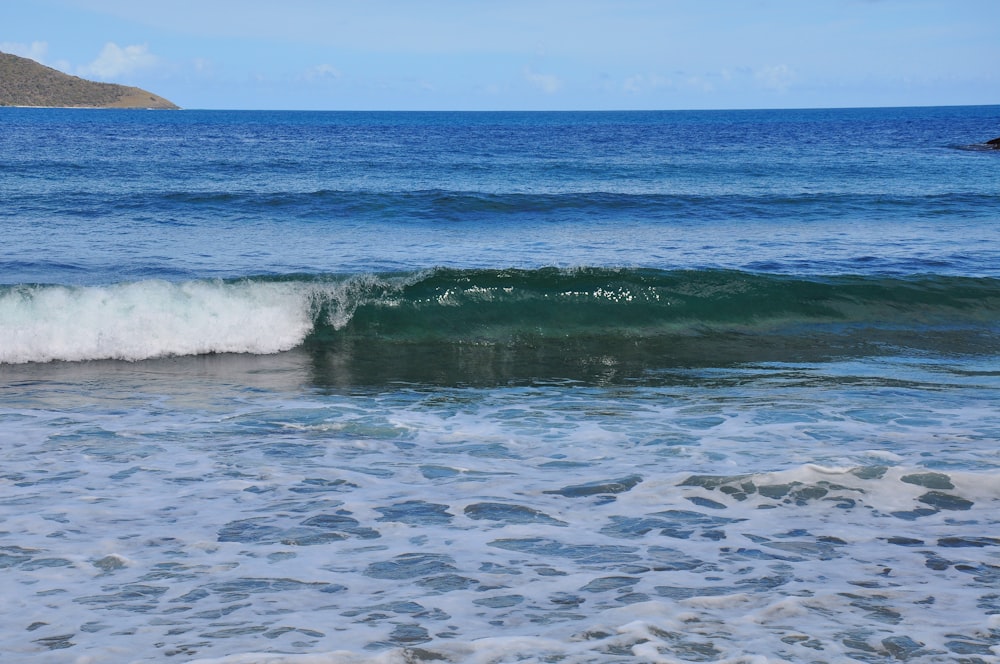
[{"xmin": 1, "ymin": 106, "xmax": 999, "ymax": 663}]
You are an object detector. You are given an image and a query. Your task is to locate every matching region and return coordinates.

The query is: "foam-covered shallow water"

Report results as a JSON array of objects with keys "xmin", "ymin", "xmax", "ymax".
[{"xmin": 2, "ymin": 356, "xmax": 999, "ymax": 662}]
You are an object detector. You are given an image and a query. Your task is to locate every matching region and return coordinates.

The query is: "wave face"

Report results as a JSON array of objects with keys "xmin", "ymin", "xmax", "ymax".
[{"xmin": 4, "ymin": 268, "xmax": 999, "ymax": 373}]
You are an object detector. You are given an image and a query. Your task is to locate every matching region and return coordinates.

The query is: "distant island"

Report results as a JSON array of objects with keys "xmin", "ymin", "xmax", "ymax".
[{"xmin": 0, "ymin": 51, "xmax": 179, "ymax": 109}]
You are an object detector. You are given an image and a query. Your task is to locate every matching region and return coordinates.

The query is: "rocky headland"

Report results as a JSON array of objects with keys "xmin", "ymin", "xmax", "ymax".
[{"xmin": 0, "ymin": 51, "xmax": 178, "ymax": 109}]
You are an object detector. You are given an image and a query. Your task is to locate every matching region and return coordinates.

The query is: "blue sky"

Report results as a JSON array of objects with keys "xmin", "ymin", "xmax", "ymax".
[{"xmin": 4, "ymin": 0, "xmax": 998, "ymax": 110}]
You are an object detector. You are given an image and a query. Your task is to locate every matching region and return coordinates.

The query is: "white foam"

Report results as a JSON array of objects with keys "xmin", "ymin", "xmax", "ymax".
[
  {"xmin": 187, "ymin": 637, "xmax": 583, "ymax": 664},
  {"xmin": 0, "ymin": 280, "xmax": 315, "ymax": 363},
  {"xmin": 188, "ymin": 652, "xmax": 420, "ymax": 664}
]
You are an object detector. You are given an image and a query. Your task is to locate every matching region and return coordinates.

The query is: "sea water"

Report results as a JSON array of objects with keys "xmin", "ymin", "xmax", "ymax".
[{"xmin": 1, "ymin": 106, "xmax": 999, "ymax": 663}]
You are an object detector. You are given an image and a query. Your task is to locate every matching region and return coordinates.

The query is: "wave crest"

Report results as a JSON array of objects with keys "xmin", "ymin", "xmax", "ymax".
[{"xmin": 2, "ymin": 268, "xmax": 998, "ymax": 365}]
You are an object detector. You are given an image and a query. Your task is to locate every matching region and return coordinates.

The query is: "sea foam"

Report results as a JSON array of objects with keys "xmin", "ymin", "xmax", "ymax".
[{"xmin": 0, "ymin": 279, "xmax": 316, "ymax": 363}]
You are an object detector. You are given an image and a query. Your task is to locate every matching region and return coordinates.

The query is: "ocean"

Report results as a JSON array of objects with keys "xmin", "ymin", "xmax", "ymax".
[{"xmin": 1, "ymin": 105, "xmax": 999, "ymax": 663}]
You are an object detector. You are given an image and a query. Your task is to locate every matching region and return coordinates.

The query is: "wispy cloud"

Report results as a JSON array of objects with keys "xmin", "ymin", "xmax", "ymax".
[
  {"xmin": 755, "ymin": 64, "xmax": 795, "ymax": 92},
  {"xmin": 79, "ymin": 43, "xmax": 160, "ymax": 80},
  {"xmin": 303, "ymin": 63, "xmax": 342, "ymax": 81},
  {"xmin": 622, "ymin": 73, "xmax": 671, "ymax": 94},
  {"xmin": 523, "ymin": 67, "xmax": 562, "ymax": 94},
  {"xmin": 1, "ymin": 41, "xmax": 49, "ymax": 63}
]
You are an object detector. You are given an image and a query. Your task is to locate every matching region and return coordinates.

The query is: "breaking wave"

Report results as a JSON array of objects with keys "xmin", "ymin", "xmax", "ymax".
[{"xmin": 2, "ymin": 268, "xmax": 998, "ymax": 366}]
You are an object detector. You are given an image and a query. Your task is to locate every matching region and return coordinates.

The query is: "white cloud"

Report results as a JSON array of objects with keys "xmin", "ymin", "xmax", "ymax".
[
  {"xmin": 523, "ymin": 67, "xmax": 562, "ymax": 94},
  {"xmin": 79, "ymin": 43, "xmax": 159, "ymax": 80},
  {"xmin": 623, "ymin": 73, "xmax": 671, "ymax": 94},
  {"xmin": 1, "ymin": 41, "xmax": 49, "ymax": 63},
  {"xmin": 680, "ymin": 75, "xmax": 714, "ymax": 93},
  {"xmin": 755, "ymin": 64, "xmax": 795, "ymax": 92},
  {"xmin": 303, "ymin": 63, "xmax": 342, "ymax": 81}
]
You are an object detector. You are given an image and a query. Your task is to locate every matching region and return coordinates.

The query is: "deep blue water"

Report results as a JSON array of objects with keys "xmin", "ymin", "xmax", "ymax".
[
  {"xmin": 3, "ymin": 106, "xmax": 999, "ymax": 287},
  {"xmin": 1, "ymin": 106, "xmax": 999, "ymax": 663}
]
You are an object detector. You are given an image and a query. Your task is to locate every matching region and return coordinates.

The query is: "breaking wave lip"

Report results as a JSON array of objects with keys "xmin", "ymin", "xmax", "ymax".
[
  {"xmin": 0, "ymin": 278, "xmax": 315, "ymax": 364},
  {"xmin": 0, "ymin": 271, "xmax": 431, "ymax": 365},
  {"xmin": 1, "ymin": 267, "xmax": 998, "ymax": 366}
]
